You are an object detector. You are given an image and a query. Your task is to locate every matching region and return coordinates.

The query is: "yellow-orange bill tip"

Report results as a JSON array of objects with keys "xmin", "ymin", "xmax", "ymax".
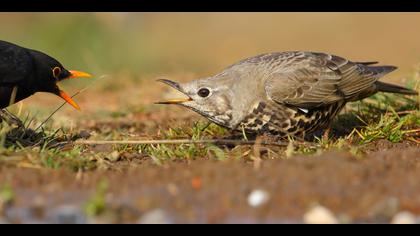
[
  {"xmin": 59, "ymin": 90, "xmax": 81, "ymax": 110},
  {"xmin": 69, "ymin": 70, "xmax": 92, "ymax": 79},
  {"xmin": 155, "ymin": 98, "xmax": 192, "ymax": 104}
]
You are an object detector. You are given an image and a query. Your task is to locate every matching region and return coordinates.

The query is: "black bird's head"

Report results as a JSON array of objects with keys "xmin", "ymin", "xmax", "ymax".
[{"xmin": 30, "ymin": 50, "xmax": 91, "ymax": 110}]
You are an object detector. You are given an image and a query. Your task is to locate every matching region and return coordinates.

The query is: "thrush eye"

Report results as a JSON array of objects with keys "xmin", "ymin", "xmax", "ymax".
[
  {"xmin": 197, "ymin": 88, "xmax": 210, "ymax": 98},
  {"xmin": 52, "ymin": 67, "xmax": 61, "ymax": 79}
]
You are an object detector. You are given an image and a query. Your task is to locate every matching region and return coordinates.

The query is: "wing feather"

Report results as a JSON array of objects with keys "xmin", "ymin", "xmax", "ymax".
[{"xmin": 263, "ymin": 52, "xmax": 386, "ymax": 109}]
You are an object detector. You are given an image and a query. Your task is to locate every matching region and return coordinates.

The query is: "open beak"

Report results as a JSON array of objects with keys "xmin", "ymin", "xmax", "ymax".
[
  {"xmin": 57, "ymin": 89, "xmax": 80, "ymax": 110},
  {"xmin": 54, "ymin": 70, "xmax": 91, "ymax": 110},
  {"xmin": 155, "ymin": 79, "xmax": 192, "ymax": 104},
  {"xmin": 155, "ymin": 98, "xmax": 192, "ymax": 105},
  {"xmin": 68, "ymin": 70, "xmax": 92, "ymax": 79}
]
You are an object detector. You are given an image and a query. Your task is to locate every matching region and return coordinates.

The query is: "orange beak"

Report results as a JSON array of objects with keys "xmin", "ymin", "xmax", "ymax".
[
  {"xmin": 68, "ymin": 70, "xmax": 92, "ymax": 79},
  {"xmin": 58, "ymin": 90, "xmax": 80, "ymax": 110},
  {"xmin": 55, "ymin": 70, "xmax": 91, "ymax": 110}
]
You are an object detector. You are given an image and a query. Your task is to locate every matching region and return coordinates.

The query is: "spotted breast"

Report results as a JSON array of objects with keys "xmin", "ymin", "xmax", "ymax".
[{"xmin": 236, "ymin": 101, "xmax": 346, "ymax": 138}]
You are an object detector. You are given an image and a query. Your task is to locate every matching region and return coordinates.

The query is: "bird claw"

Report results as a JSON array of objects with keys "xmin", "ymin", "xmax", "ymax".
[{"xmin": 0, "ymin": 109, "xmax": 24, "ymax": 128}]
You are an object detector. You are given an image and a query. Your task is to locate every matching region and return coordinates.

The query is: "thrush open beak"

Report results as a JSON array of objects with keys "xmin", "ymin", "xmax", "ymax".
[
  {"xmin": 155, "ymin": 98, "xmax": 193, "ymax": 104},
  {"xmin": 57, "ymin": 89, "xmax": 80, "ymax": 110},
  {"xmin": 68, "ymin": 70, "xmax": 92, "ymax": 79},
  {"xmin": 155, "ymin": 79, "xmax": 192, "ymax": 104}
]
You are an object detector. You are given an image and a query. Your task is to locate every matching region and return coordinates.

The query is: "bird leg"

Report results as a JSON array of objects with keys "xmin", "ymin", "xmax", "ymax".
[
  {"xmin": 322, "ymin": 127, "xmax": 331, "ymax": 141},
  {"xmin": 0, "ymin": 109, "xmax": 24, "ymax": 128}
]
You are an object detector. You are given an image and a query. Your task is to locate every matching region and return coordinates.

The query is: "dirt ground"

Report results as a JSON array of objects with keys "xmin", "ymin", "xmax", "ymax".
[
  {"xmin": 0, "ymin": 70, "xmax": 417, "ymax": 224},
  {"xmin": 0, "ymin": 142, "xmax": 419, "ymax": 223},
  {"xmin": 0, "ymin": 71, "xmax": 418, "ymax": 224}
]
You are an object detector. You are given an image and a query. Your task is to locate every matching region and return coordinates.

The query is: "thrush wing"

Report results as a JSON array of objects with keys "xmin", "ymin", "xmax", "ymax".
[{"xmin": 264, "ymin": 52, "xmax": 395, "ymax": 109}]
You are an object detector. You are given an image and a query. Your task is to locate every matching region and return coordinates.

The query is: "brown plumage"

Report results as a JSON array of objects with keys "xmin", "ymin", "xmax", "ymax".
[{"xmin": 158, "ymin": 52, "xmax": 418, "ymax": 138}]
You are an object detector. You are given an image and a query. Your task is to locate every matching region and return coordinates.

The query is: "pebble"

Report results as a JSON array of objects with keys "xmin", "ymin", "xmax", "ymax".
[
  {"xmin": 369, "ymin": 197, "xmax": 399, "ymax": 221},
  {"xmin": 77, "ymin": 130, "xmax": 91, "ymax": 139},
  {"xmin": 390, "ymin": 211, "xmax": 417, "ymax": 224},
  {"xmin": 303, "ymin": 205, "xmax": 339, "ymax": 224},
  {"xmin": 109, "ymin": 151, "xmax": 121, "ymax": 162},
  {"xmin": 247, "ymin": 189, "xmax": 270, "ymax": 208},
  {"xmin": 24, "ymin": 220, "xmax": 51, "ymax": 224},
  {"xmin": 137, "ymin": 209, "xmax": 173, "ymax": 224},
  {"xmin": 49, "ymin": 205, "xmax": 86, "ymax": 224}
]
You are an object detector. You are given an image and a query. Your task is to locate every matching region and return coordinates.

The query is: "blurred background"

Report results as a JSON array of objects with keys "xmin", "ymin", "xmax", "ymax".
[
  {"xmin": 2, "ymin": 13, "xmax": 420, "ymax": 224},
  {"xmin": 1, "ymin": 13, "xmax": 420, "ymax": 120}
]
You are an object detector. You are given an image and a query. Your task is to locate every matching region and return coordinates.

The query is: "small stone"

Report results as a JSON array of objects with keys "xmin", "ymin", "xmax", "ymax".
[
  {"xmin": 78, "ymin": 130, "xmax": 92, "ymax": 139},
  {"xmin": 391, "ymin": 211, "xmax": 417, "ymax": 224},
  {"xmin": 109, "ymin": 151, "xmax": 121, "ymax": 162},
  {"xmin": 303, "ymin": 205, "xmax": 338, "ymax": 224},
  {"xmin": 70, "ymin": 130, "xmax": 91, "ymax": 141},
  {"xmin": 137, "ymin": 209, "xmax": 173, "ymax": 224},
  {"xmin": 369, "ymin": 197, "xmax": 399, "ymax": 221},
  {"xmin": 247, "ymin": 189, "xmax": 270, "ymax": 208},
  {"xmin": 24, "ymin": 220, "xmax": 50, "ymax": 224},
  {"xmin": 50, "ymin": 205, "xmax": 86, "ymax": 224}
]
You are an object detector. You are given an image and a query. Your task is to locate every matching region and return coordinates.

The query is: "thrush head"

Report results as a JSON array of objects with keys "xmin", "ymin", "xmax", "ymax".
[
  {"xmin": 156, "ymin": 62, "xmax": 273, "ymax": 130},
  {"xmin": 156, "ymin": 76, "xmax": 239, "ymax": 128}
]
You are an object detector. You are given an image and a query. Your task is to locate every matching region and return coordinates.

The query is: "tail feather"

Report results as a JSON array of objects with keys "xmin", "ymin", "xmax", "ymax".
[
  {"xmin": 376, "ymin": 81, "xmax": 418, "ymax": 95},
  {"xmin": 365, "ymin": 65, "xmax": 398, "ymax": 78}
]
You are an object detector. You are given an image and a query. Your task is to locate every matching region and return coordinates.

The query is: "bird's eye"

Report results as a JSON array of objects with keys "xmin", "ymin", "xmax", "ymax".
[
  {"xmin": 197, "ymin": 88, "xmax": 211, "ymax": 98},
  {"xmin": 52, "ymin": 67, "xmax": 61, "ymax": 79}
]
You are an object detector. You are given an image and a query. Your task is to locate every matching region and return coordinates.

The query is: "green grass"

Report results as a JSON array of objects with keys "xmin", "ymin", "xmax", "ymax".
[
  {"xmin": 342, "ymin": 89, "xmax": 419, "ymax": 145},
  {"xmin": 0, "ymin": 183, "xmax": 15, "ymax": 215},
  {"xmin": 39, "ymin": 146, "xmax": 97, "ymax": 171},
  {"xmin": 351, "ymin": 109, "xmax": 419, "ymax": 144},
  {"xmin": 84, "ymin": 180, "xmax": 108, "ymax": 217},
  {"xmin": 138, "ymin": 122, "xmax": 229, "ymax": 162},
  {"xmin": 2, "ymin": 91, "xmax": 418, "ymax": 169},
  {"xmin": 0, "ymin": 184, "xmax": 14, "ymax": 205},
  {"xmin": 0, "ymin": 13, "xmax": 418, "ymax": 175},
  {"xmin": 1, "ymin": 70, "xmax": 418, "ymax": 170}
]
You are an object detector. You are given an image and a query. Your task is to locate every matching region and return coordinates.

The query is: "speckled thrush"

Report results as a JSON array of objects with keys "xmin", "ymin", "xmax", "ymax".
[{"xmin": 157, "ymin": 52, "xmax": 418, "ymax": 138}]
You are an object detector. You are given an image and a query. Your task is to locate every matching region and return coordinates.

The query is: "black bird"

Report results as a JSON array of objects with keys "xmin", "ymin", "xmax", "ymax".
[{"xmin": 0, "ymin": 40, "xmax": 91, "ymax": 111}]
